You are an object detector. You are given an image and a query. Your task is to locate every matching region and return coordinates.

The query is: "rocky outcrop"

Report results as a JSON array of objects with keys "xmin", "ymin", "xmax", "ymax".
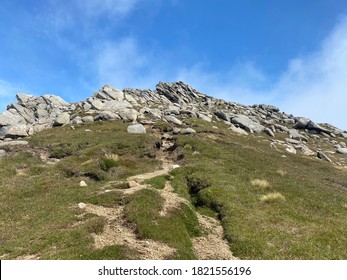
[{"xmin": 0, "ymin": 81, "xmax": 346, "ymax": 166}]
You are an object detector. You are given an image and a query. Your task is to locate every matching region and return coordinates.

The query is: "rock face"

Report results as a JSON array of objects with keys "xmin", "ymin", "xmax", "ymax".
[{"xmin": 0, "ymin": 81, "xmax": 346, "ymax": 166}]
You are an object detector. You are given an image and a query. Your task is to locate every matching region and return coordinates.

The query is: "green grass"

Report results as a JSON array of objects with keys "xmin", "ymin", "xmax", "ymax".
[
  {"xmin": 170, "ymin": 129, "xmax": 347, "ymax": 259},
  {"xmin": 0, "ymin": 120, "xmax": 160, "ymax": 259},
  {"xmin": 124, "ymin": 188, "xmax": 200, "ymax": 259},
  {"xmin": 1, "ymin": 118, "xmax": 347, "ymax": 260},
  {"xmin": 144, "ymin": 174, "xmax": 171, "ymax": 189}
]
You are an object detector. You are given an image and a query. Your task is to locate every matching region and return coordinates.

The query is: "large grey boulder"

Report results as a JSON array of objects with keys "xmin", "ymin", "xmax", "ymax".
[
  {"xmin": 340, "ymin": 132, "xmax": 347, "ymax": 139},
  {"xmin": 127, "ymin": 124, "xmax": 146, "ymax": 134},
  {"xmin": 181, "ymin": 128, "xmax": 196, "ymax": 134},
  {"xmin": 81, "ymin": 116, "xmax": 94, "ymax": 123},
  {"xmin": 118, "ymin": 109, "xmax": 138, "ymax": 122},
  {"xmin": 35, "ymin": 105, "xmax": 50, "ymax": 120},
  {"xmin": 0, "ymin": 140, "xmax": 29, "ymax": 147},
  {"xmin": 214, "ymin": 110, "xmax": 230, "ymax": 122},
  {"xmin": 163, "ymin": 115, "xmax": 182, "ymax": 125},
  {"xmin": 231, "ymin": 115, "xmax": 264, "ymax": 133},
  {"xmin": 307, "ymin": 121, "xmax": 331, "ymax": 134},
  {"xmin": 54, "ymin": 113, "xmax": 70, "ymax": 126},
  {"xmin": 88, "ymin": 98, "xmax": 104, "ymax": 110},
  {"xmin": 42, "ymin": 94, "xmax": 70, "ymax": 107},
  {"xmin": 229, "ymin": 124, "xmax": 248, "ymax": 135},
  {"xmin": 103, "ymin": 100, "xmax": 133, "ymax": 111},
  {"xmin": 336, "ymin": 147, "xmax": 347, "ymax": 155},
  {"xmin": 288, "ymin": 129, "xmax": 308, "ymax": 142},
  {"xmin": 96, "ymin": 111, "xmax": 120, "ymax": 121},
  {"xmin": 294, "ymin": 117, "xmax": 310, "ymax": 129},
  {"xmin": 197, "ymin": 113, "xmax": 212, "ymax": 122},
  {"xmin": 16, "ymin": 93, "xmax": 34, "ymax": 105},
  {"xmin": 0, "ymin": 124, "xmax": 28, "ymax": 138},
  {"xmin": 9, "ymin": 103, "xmax": 35, "ymax": 124},
  {"xmin": 0, "ymin": 110, "xmax": 26, "ymax": 126},
  {"xmin": 259, "ymin": 104, "xmax": 280, "ymax": 112},
  {"xmin": 96, "ymin": 85, "xmax": 124, "ymax": 101}
]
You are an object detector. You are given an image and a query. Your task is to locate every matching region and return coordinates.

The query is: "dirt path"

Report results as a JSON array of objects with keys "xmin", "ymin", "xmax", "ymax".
[{"xmin": 82, "ymin": 129, "xmax": 237, "ymax": 260}]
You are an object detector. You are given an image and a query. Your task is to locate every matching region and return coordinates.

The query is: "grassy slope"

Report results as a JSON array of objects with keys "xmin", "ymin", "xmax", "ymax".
[
  {"xmin": 0, "ymin": 121, "xmax": 160, "ymax": 259},
  {"xmin": 0, "ymin": 119, "xmax": 346, "ymax": 259},
  {"xmin": 172, "ymin": 119, "xmax": 347, "ymax": 259}
]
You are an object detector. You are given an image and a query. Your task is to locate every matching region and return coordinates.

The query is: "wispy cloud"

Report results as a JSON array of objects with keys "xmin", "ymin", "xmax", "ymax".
[
  {"xmin": 0, "ymin": 80, "xmax": 22, "ymax": 111},
  {"xmin": 272, "ymin": 16, "xmax": 347, "ymax": 129},
  {"xmin": 95, "ymin": 37, "xmax": 167, "ymax": 89},
  {"xmin": 174, "ymin": 16, "xmax": 347, "ymax": 130},
  {"xmin": 92, "ymin": 13, "xmax": 347, "ymax": 130}
]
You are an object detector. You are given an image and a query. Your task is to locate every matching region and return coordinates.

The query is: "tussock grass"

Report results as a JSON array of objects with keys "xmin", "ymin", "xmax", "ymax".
[
  {"xmin": 260, "ymin": 192, "xmax": 286, "ymax": 203},
  {"xmin": 104, "ymin": 153, "xmax": 119, "ymax": 162},
  {"xmin": 276, "ymin": 169, "xmax": 287, "ymax": 176},
  {"xmin": 251, "ymin": 179, "xmax": 270, "ymax": 189}
]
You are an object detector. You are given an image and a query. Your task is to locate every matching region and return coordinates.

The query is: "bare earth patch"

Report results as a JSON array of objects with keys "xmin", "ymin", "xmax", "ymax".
[
  {"xmin": 193, "ymin": 213, "xmax": 238, "ymax": 260},
  {"xmin": 84, "ymin": 204, "xmax": 175, "ymax": 260},
  {"xmin": 159, "ymin": 181, "xmax": 190, "ymax": 216}
]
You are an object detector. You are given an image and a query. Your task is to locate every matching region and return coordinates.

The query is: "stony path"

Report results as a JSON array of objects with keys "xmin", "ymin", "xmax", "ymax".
[{"xmin": 82, "ymin": 130, "xmax": 237, "ymax": 260}]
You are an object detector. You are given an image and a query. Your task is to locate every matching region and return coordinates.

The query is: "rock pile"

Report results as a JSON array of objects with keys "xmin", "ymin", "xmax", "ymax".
[{"xmin": 1, "ymin": 81, "xmax": 346, "ymax": 165}]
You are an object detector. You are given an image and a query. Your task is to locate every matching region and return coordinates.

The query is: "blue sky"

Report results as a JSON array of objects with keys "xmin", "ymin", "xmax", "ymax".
[{"xmin": 1, "ymin": 0, "xmax": 347, "ymax": 130}]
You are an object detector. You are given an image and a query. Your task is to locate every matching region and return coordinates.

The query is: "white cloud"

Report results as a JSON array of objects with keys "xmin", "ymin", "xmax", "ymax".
[
  {"xmin": 0, "ymin": 80, "xmax": 21, "ymax": 112},
  {"xmin": 92, "ymin": 15, "xmax": 347, "ymax": 130},
  {"xmin": 175, "ymin": 17, "xmax": 347, "ymax": 130},
  {"xmin": 44, "ymin": 0, "xmax": 144, "ymax": 33},
  {"xmin": 95, "ymin": 37, "xmax": 165, "ymax": 89},
  {"xmin": 272, "ymin": 16, "xmax": 347, "ymax": 130}
]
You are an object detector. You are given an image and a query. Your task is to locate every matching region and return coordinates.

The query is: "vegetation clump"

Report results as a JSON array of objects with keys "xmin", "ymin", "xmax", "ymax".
[
  {"xmin": 251, "ymin": 179, "xmax": 270, "ymax": 189},
  {"xmin": 260, "ymin": 192, "xmax": 286, "ymax": 203}
]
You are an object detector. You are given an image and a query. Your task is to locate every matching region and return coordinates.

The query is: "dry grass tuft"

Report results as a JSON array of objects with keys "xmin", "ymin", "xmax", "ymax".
[
  {"xmin": 343, "ymin": 203, "xmax": 347, "ymax": 209},
  {"xmin": 251, "ymin": 179, "xmax": 270, "ymax": 189},
  {"xmin": 105, "ymin": 153, "xmax": 119, "ymax": 162},
  {"xmin": 276, "ymin": 169, "xmax": 287, "ymax": 176},
  {"xmin": 260, "ymin": 192, "xmax": 286, "ymax": 203}
]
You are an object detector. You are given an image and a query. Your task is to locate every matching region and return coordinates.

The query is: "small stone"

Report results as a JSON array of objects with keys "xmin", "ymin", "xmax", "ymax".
[
  {"xmin": 181, "ymin": 128, "xmax": 197, "ymax": 134},
  {"xmin": 317, "ymin": 151, "xmax": 332, "ymax": 163},
  {"xmin": 285, "ymin": 145, "xmax": 297, "ymax": 154},
  {"xmin": 128, "ymin": 181, "xmax": 140, "ymax": 188},
  {"xmin": 79, "ymin": 181, "xmax": 88, "ymax": 187},
  {"xmin": 264, "ymin": 127, "xmax": 275, "ymax": 137},
  {"xmin": 78, "ymin": 203, "xmax": 86, "ymax": 209},
  {"xmin": 172, "ymin": 128, "xmax": 181, "ymax": 134}
]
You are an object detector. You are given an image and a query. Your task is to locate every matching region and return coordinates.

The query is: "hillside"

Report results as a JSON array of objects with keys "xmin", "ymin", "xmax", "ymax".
[{"xmin": 0, "ymin": 82, "xmax": 346, "ymax": 260}]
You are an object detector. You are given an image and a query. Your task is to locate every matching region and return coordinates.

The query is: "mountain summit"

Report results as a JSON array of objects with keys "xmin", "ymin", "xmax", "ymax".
[{"xmin": 1, "ymin": 81, "xmax": 346, "ymax": 164}]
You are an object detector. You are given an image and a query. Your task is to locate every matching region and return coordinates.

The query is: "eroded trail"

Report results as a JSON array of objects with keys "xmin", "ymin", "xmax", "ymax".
[{"xmin": 82, "ymin": 129, "xmax": 237, "ymax": 260}]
